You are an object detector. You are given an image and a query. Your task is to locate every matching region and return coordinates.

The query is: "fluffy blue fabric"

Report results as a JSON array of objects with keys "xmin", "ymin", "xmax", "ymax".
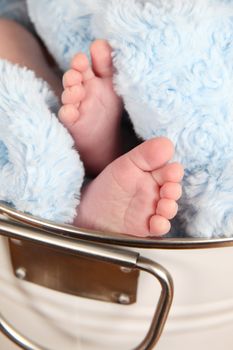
[
  {"xmin": 4, "ymin": 0, "xmax": 233, "ymax": 237},
  {"xmin": 0, "ymin": 0, "xmax": 33, "ymax": 30},
  {"xmin": 88, "ymin": 0, "xmax": 233, "ymax": 238},
  {"xmin": 27, "ymin": 0, "xmax": 94, "ymax": 71},
  {"xmin": 0, "ymin": 60, "xmax": 84, "ymax": 222}
]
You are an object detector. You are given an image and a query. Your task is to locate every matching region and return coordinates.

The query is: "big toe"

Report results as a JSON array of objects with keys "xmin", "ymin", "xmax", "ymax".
[
  {"xmin": 90, "ymin": 39, "xmax": 113, "ymax": 78},
  {"xmin": 128, "ymin": 137, "xmax": 175, "ymax": 171}
]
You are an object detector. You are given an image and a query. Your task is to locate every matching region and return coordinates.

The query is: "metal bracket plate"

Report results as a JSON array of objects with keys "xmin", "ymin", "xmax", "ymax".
[
  {"xmin": 0, "ymin": 205, "xmax": 174, "ymax": 350},
  {"xmin": 9, "ymin": 238, "xmax": 139, "ymax": 305}
]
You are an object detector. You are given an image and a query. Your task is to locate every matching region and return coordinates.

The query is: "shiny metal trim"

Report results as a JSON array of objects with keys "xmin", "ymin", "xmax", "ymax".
[
  {"xmin": 0, "ymin": 212, "xmax": 173, "ymax": 350},
  {"xmin": 9, "ymin": 239, "xmax": 139, "ymax": 304},
  {"xmin": 134, "ymin": 257, "xmax": 173, "ymax": 350},
  {"xmin": 1, "ymin": 203, "xmax": 233, "ymax": 249},
  {"xmin": 0, "ymin": 218, "xmax": 138, "ymax": 267},
  {"xmin": 0, "ymin": 313, "xmax": 45, "ymax": 350}
]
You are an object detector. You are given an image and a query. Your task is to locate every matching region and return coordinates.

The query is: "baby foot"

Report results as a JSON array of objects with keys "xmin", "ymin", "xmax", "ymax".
[
  {"xmin": 59, "ymin": 39, "xmax": 123, "ymax": 175},
  {"xmin": 75, "ymin": 137, "xmax": 184, "ymax": 236}
]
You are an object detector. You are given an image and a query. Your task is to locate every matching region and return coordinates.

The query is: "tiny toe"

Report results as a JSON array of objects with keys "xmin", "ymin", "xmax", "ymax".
[
  {"xmin": 149, "ymin": 215, "xmax": 171, "ymax": 236},
  {"xmin": 61, "ymin": 85, "xmax": 86, "ymax": 105},
  {"xmin": 71, "ymin": 53, "xmax": 95, "ymax": 81},
  {"xmin": 160, "ymin": 182, "xmax": 182, "ymax": 200},
  {"xmin": 152, "ymin": 162, "xmax": 184, "ymax": 186},
  {"xmin": 63, "ymin": 69, "xmax": 82, "ymax": 88},
  {"xmin": 59, "ymin": 104, "xmax": 79, "ymax": 125},
  {"xmin": 90, "ymin": 39, "xmax": 113, "ymax": 78},
  {"xmin": 156, "ymin": 198, "xmax": 178, "ymax": 220}
]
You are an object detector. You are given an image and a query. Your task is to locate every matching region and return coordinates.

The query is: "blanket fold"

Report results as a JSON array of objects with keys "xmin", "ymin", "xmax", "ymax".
[{"xmin": 0, "ymin": 60, "xmax": 84, "ymax": 223}]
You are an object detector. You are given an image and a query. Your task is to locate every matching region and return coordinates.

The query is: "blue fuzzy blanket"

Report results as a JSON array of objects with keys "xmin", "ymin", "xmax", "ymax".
[
  {"xmin": 0, "ymin": 59, "xmax": 84, "ymax": 223},
  {"xmin": 1, "ymin": 0, "xmax": 233, "ymax": 237}
]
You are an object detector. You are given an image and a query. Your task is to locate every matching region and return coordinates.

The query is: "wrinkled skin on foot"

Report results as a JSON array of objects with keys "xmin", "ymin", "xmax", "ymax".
[{"xmin": 75, "ymin": 137, "xmax": 183, "ymax": 237}]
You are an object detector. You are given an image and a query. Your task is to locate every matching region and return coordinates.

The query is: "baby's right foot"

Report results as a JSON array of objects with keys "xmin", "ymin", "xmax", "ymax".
[
  {"xmin": 75, "ymin": 137, "xmax": 184, "ymax": 237},
  {"xmin": 59, "ymin": 40, "xmax": 123, "ymax": 175}
]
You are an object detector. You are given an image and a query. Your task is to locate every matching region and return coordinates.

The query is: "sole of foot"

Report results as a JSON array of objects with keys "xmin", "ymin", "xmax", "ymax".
[{"xmin": 75, "ymin": 137, "xmax": 184, "ymax": 237}]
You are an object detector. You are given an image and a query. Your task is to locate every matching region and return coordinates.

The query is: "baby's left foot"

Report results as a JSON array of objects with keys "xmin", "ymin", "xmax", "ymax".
[{"xmin": 59, "ymin": 40, "xmax": 123, "ymax": 175}]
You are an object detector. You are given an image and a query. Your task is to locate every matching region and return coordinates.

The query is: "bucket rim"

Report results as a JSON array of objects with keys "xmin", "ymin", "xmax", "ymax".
[{"xmin": 1, "ymin": 203, "xmax": 232, "ymax": 250}]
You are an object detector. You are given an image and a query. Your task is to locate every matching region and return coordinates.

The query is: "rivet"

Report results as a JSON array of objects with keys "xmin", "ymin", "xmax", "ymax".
[
  {"xmin": 120, "ymin": 266, "xmax": 132, "ymax": 273},
  {"xmin": 15, "ymin": 267, "xmax": 26, "ymax": 280},
  {"xmin": 11, "ymin": 239, "xmax": 23, "ymax": 246},
  {"xmin": 118, "ymin": 293, "xmax": 131, "ymax": 305}
]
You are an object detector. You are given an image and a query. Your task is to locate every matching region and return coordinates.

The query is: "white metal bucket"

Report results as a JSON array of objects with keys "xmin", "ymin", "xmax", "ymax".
[{"xmin": 0, "ymin": 205, "xmax": 233, "ymax": 350}]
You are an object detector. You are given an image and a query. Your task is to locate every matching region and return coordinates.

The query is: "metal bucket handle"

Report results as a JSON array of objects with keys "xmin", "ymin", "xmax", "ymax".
[
  {"xmin": 1, "ymin": 203, "xmax": 233, "ymax": 349},
  {"xmin": 1, "ymin": 203, "xmax": 233, "ymax": 250},
  {"xmin": 0, "ymin": 204, "xmax": 173, "ymax": 350}
]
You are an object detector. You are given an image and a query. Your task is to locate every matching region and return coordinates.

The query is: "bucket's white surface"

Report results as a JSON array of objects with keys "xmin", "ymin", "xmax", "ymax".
[{"xmin": 1, "ymin": 236, "xmax": 233, "ymax": 350}]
